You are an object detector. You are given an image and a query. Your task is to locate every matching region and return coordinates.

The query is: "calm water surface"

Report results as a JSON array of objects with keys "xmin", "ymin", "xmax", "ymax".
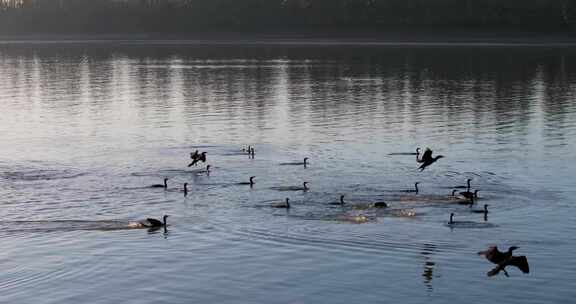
[{"xmin": 1, "ymin": 42, "xmax": 576, "ymax": 303}]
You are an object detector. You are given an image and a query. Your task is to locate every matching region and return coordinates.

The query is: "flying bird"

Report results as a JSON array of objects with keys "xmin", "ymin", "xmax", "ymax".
[
  {"xmin": 478, "ymin": 246, "xmax": 529, "ymax": 277},
  {"xmin": 188, "ymin": 152, "xmax": 207, "ymax": 167},
  {"xmin": 418, "ymin": 148, "xmax": 444, "ymax": 171}
]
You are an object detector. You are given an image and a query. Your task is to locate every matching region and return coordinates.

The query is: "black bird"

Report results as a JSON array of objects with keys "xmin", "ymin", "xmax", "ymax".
[
  {"xmin": 478, "ymin": 246, "xmax": 529, "ymax": 277},
  {"xmin": 297, "ymin": 182, "xmax": 309, "ymax": 191},
  {"xmin": 372, "ymin": 201, "xmax": 388, "ymax": 208},
  {"xmin": 336, "ymin": 195, "xmax": 387, "ymax": 208},
  {"xmin": 194, "ymin": 165, "xmax": 211, "ymax": 175},
  {"xmin": 150, "ymin": 178, "xmax": 168, "ymax": 189},
  {"xmin": 389, "ymin": 148, "xmax": 421, "ymax": 157},
  {"xmin": 329, "ymin": 195, "xmax": 346, "ymax": 206},
  {"xmin": 448, "ymin": 213, "xmax": 455, "ymax": 225},
  {"xmin": 188, "ymin": 152, "xmax": 207, "ymax": 167},
  {"xmin": 140, "ymin": 215, "xmax": 169, "ymax": 228},
  {"xmin": 280, "ymin": 157, "xmax": 309, "ymax": 167},
  {"xmin": 471, "ymin": 204, "xmax": 488, "ymax": 214},
  {"xmin": 460, "ymin": 189, "xmax": 479, "ymax": 200},
  {"xmin": 478, "ymin": 246, "xmax": 517, "ymax": 264},
  {"xmin": 183, "ymin": 183, "xmax": 189, "ymax": 196},
  {"xmin": 278, "ymin": 182, "xmax": 309, "ymax": 191},
  {"xmin": 272, "ymin": 198, "xmax": 291, "ymax": 209},
  {"xmin": 454, "ymin": 178, "xmax": 472, "ymax": 190},
  {"xmin": 238, "ymin": 176, "xmax": 256, "ymax": 186},
  {"xmin": 405, "ymin": 182, "xmax": 420, "ymax": 194},
  {"xmin": 418, "ymin": 148, "xmax": 444, "ymax": 171}
]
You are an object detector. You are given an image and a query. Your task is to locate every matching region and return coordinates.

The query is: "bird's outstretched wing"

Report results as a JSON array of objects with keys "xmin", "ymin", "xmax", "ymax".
[
  {"xmin": 421, "ymin": 148, "xmax": 433, "ymax": 162},
  {"xmin": 508, "ymin": 256, "xmax": 530, "ymax": 274}
]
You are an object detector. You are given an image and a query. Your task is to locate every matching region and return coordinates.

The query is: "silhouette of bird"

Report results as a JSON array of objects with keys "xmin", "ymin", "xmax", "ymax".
[
  {"xmin": 389, "ymin": 148, "xmax": 420, "ymax": 157},
  {"xmin": 238, "ymin": 176, "xmax": 256, "ymax": 186},
  {"xmin": 454, "ymin": 178, "xmax": 472, "ymax": 190},
  {"xmin": 140, "ymin": 215, "xmax": 169, "ymax": 228},
  {"xmin": 418, "ymin": 148, "xmax": 444, "ymax": 171},
  {"xmin": 336, "ymin": 195, "xmax": 387, "ymax": 208},
  {"xmin": 329, "ymin": 195, "xmax": 346, "ymax": 206},
  {"xmin": 150, "ymin": 178, "xmax": 168, "ymax": 189},
  {"xmin": 478, "ymin": 246, "xmax": 529, "ymax": 277},
  {"xmin": 460, "ymin": 189, "xmax": 479, "ymax": 200},
  {"xmin": 272, "ymin": 182, "xmax": 309, "ymax": 192},
  {"xmin": 448, "ymin": 213, "xmax": 456, "ymax": 225},
  {"xmin": 193, "ymin": 165, "xmax": 211, "ymax": 175},
  {"xmin": 280, "ymin": 157, "xmax": 309, "ymax": 167},
  {"xmin": 372, "ymin": 201, "xmax": 388, "ymax": 208},
  {"xmin": 405, "ymin": 182, "xmax": 420, "ymax": 193},
  {"xmin": 188, "ymin": 152, "xmax": 207, "ymax": 167},
  {"xmin": 183, "ymin": 183, "xmax": 189, "ymax": 196},
  {"xmin": 472, "ymin": 204, "xmax": 489, "ymax": 214},
  {"xmin": 478, "ymin": 246, "xmax": 517, "ymax": 264}
]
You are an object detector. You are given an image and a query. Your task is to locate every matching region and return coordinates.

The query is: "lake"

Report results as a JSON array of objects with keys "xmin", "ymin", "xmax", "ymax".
[{"xmin": 1, "ymin": 41, "xmax": 575, "ymax": 303}]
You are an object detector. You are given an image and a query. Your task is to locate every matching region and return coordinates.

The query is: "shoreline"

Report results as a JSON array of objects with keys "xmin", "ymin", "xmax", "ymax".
[{"xmin": 1, "ymin": 30, "xmax": 576, "ymax": 46}]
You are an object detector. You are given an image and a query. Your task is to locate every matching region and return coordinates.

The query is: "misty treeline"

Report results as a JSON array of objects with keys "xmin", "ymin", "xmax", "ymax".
[{"xmin": 1, "ymin": 0, "xmax": 575, "ymax": 33}]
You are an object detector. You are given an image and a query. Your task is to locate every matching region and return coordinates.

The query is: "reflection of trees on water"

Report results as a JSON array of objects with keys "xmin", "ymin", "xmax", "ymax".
[
  {"xmin": 420, "ymin": 243, "xmax": 437, "ymax": 292},
  {"xmin": 1, "ymin": 46, "xmax": 575, "ymax": 146}
]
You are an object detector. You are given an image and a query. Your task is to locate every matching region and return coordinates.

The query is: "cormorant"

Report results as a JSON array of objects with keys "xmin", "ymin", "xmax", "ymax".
[
  {"xmin": 418, "ymin": 148, "xmax": 444, "ymax": 171},
  {"xmin": 150, "ymin": 178, "xmax": 168, "ymax": 189}
]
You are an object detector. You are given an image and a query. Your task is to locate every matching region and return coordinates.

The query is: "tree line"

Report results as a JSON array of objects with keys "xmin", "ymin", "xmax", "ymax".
[{"xmin": 1, "ymin": 0, "xmax": 574, "ymax": 34}]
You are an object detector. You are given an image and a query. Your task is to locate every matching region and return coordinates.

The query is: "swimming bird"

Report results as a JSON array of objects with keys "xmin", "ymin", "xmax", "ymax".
[
  {"xmin": 297, "ymin": 182, "xmax": 309, "ymax": 191},
  {"xmin": 194, "ymin": 165, "xmax": 211, "ymax": 175},
  {"xmin": 329, "ymin": 195, "xmax": 346, "ymax": 206},
  {"xmin": 460, "ymin": 189, "xmax": 479, "ymax": 200},
  {"xmin": 454, "ymin": 178, "xmax": 472, "ymax": 190},
  {"xmin": 238, "ymin": 176, "xmax": 256, "ymax": 186},
  {"xmin": 448, "ymin": 213, "xmax": 455, "ymax": 225},
  {"xmin": 472, "ymin": 204, "xmax": 488, "ymax": 214},
  {"xmin": 140, "ymin": 215, "xmax": 169, "ymax": 228},
  {"xmin": 280, "ymin": 157, "xmax": 309, "ymax": 167},
  {"xmin": 183, "ymin": 183, "xmax": 189, "ymax": 196},
  {"xmin": 372, "ymin": 201, "xmax": 388, "ymax": 208},
  {"xmin": 188, "ymin": 152, "xmax": 207, "ymax": 167},
  {"xmin": 389, "ymin": 148, "xmax": 421, "ymax": 157},
  {"xmin": 337, "ymin": 195, "xmax": 387, "ymax": 208},
  {"xmin": 478, "ymin": 246, "xmax": 529, "ymax": 277},
  {"xmin": 150, "ymin": 178, "xmax": 168, "ymax": 189},
  {"xmin": 272, "ymin": 198, "xmax": 291, "ymax": 209},
  {"xmin": 405, "ymin": 182, "xmax": 420, "ymax": 193},
  {"xmin": 418, "ymin": 148, "xmax": 444, "ymax": 171}
]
